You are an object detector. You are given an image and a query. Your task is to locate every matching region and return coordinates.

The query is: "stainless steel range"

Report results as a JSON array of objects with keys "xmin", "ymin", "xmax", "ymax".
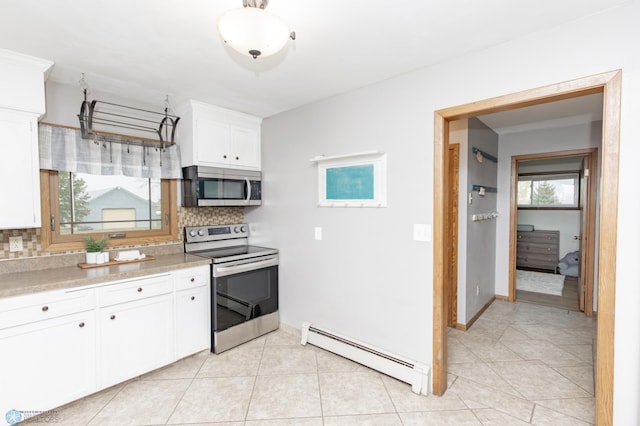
[{"xmin": 184, "ymin": 223, "xmax": 278, "ymax": 353}]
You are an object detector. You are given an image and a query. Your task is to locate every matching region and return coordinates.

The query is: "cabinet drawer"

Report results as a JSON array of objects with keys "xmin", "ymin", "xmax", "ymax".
[
  {"xmin": 174, "ymin": 266, "xmax": 209, "ymax": 291},
  {"xmin": 517, "ymin": 241, "xmax": 559, "ymax": 256},
  {"xmin": 97, "ymin": 274, "xmax": 172, "ymax": 307},
  {"xmin": 516, "ymin": 253, "xmax": 558, "ymax": 270},
  {"xmin": 517, "ymin": 231, "xmax": 559, "ymax": 244},
  {"xmin": 0, "ymin": 289, "xmax": 95, "ymax": 330}
]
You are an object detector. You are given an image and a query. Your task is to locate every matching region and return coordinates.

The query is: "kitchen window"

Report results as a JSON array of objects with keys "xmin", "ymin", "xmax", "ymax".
[
  {"xmin": 40, "ymin": 170, "xmax": 177, "ymax": 251},
  {"xmin": 517, "ymin": 172, "xmax": 580, "ymax": 209}
]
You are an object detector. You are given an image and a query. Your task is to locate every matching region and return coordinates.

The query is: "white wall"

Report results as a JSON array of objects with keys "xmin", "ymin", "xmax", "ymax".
[
  {"xmin": 42, "ymin": 81, "xmax": 171, "ymax": 129},
  {"xmin": 464, "ymin": 118, "xmax": 498, "ymax": 322},
  {"xmin": 246, "ymin": 2, "xmax": 640, "ymax": 422}
]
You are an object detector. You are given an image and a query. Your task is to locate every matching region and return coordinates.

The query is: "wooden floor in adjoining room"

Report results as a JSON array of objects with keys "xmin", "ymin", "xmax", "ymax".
[{"xmin": 516, "ymin": 275, "xmax": 580, "ymax": 312}]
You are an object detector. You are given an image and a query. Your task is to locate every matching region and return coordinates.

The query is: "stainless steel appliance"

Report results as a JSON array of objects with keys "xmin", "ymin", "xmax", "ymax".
[
  {"xmin": 182, "ymin": 166, "xmax": 261, "ymax": 207},
  {"xmin": 184, "ymin": 223, "xmax": 278, "ymax": 353}
]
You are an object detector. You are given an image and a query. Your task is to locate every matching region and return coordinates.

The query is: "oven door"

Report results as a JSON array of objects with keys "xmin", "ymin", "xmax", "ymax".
[{"xmin": 212, "ymin": 255, "xmax": 278, "ymax": 332}]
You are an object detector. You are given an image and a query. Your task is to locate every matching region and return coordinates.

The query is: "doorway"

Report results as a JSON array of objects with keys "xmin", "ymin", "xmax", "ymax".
[
  {"xmin": 432, "ymin": 70, "xmax": 621, "ymax": 426},
  {"xmin": 510, "ymin": 149, "xmax": 598, "ymax": 315}
]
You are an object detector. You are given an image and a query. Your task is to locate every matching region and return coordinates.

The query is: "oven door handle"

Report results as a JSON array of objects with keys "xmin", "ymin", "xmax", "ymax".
[{"xmin": 215, "ymin": 257, "xmax": 277, "ymax": 276}]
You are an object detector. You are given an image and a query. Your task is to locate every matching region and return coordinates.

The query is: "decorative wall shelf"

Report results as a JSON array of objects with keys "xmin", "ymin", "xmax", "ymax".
[
  {"xmin": 470, "ymin": 184, "xmax": 497, "ymax": 193},
  {"xmin": 309, "ymin": 150, "xmax": 382, "ymax": 163},
  {"xmin": 472, "ymin": 146, "xmax": 498, "ymax": 163}
]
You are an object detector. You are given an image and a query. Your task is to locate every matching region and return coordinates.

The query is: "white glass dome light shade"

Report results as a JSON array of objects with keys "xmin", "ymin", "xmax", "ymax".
[{"xmin": 218, "ymin": 7, "xmax": 291, "ymax": 59}]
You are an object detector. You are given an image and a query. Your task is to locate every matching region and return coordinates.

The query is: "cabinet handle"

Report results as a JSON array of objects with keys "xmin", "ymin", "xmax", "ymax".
[
  {"xmin": 110, "ymin": 315, "xmax": 116, "ymax": 320},
  {"xmin": 191, "ymin": 296, "xmax": 195, "ymax": 301},
  {"xmin": 42, "ymin": 305, "xmax": 49, "ymax": 312},
  {"xmin": 78, "ymin": 322, "xmax": 85, "ymax": 328},
  {"xmin": 190, "ymin": 277, "xmax": 195, "ymax": 282},
  {"xmin": 137, "ymin": 287, "xmax": 143, "ymax": 293},
  {"xmin": 235, "ymin": 156, "xmax": 239, "ymax": 160},
  {"xmin": 223, "ymin": 155, "xmax": 227, "ymax": 159}
]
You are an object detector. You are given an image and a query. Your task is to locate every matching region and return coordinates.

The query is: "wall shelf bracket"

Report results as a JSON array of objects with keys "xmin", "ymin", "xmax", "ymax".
[{"xmin": 472, "ymin": 146, "xmax": 498, "ymax": 163}]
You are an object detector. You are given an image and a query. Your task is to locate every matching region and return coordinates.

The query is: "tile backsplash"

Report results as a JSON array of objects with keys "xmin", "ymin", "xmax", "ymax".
[
  {"xmin": 0, "ymin": 206, "xmax": 244, "ymax": 260},
  {"xmin": 179, "ymin": 206, "xmax": 244, "ymax": 230}
]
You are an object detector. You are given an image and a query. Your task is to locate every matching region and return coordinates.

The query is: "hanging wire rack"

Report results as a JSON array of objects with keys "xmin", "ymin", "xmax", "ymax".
[{"xmin": 78, "ymin": 90, "xmax": 180, "ymax": 150}]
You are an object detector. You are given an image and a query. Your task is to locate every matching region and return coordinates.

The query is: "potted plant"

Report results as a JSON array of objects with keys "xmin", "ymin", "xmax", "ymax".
[{"xmin": 84, "ymin": 235, "xmax": 108, "ymax": 264}]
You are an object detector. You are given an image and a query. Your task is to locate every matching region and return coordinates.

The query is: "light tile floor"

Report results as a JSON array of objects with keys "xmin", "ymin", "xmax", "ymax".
[{"xmin": 26, "ymin": 300, "xmax": 596, "ymax": 425}]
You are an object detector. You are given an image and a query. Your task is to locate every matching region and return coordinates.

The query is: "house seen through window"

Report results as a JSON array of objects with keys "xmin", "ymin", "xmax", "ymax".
[
  {"xmin": 41, "ymin": 169, "xmax": 177, "ymax": 251},
  {"xmin": 58, "ymin": 172, "xmax": 162, "ymax": 234}
]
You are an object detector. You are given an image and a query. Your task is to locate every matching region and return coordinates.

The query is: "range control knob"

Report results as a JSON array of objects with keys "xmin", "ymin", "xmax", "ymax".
[
  {"xmin": 197, "ymin": 229, "xmax": 205, "ymax": 236},
  {"xmin": 240, "ymin": 225, "xmax": 247, "ymax": 233},
  {"xmin": 189, "ymin": 229, "xmax": 197, "ymax": 237},
  {"xmin": 234, "ymin": 226, "xmax": 240, "ymax": 233}
]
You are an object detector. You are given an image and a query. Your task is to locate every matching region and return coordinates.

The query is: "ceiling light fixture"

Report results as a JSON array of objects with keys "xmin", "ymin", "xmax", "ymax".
[{"xmin": 218, "ymin": 0, "xmax": 295, "ymax": 59}]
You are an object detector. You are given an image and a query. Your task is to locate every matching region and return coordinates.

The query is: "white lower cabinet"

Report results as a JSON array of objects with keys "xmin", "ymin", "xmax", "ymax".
[
  {"xmin": 0, "ymin": 310, "xmax": 95, "ymax": 422},
  {"xmin": 98, "ymin": 293, "xmax": 174, "ymax": 389},
  {"xmin": 0, "ymin": 265, "xmax": 211, "ymax": 425},
  {"xmin": 175, "ymin": 265, "xmax": 210, "ymax": 359},
  {"xmin": 175, "ymin": 285, "xmax": 209, "ymax": 359}
]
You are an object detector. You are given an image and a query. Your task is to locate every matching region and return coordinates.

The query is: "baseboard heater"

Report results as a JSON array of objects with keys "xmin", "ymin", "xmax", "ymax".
[{"xmin": 300, "ymin": 322, "xmax": 430, "ymax": 395}]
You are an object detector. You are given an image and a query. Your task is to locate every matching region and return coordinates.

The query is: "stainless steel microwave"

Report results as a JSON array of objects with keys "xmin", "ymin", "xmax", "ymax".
[{"xmin": 182, "ymin": 166, "xmax": 261, "ymax": 207}]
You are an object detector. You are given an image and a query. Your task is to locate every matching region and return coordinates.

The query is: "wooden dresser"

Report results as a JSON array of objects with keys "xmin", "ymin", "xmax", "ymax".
[{"xmin": 516, "ymin": 230, "xmax": 560, "ymax": 272}]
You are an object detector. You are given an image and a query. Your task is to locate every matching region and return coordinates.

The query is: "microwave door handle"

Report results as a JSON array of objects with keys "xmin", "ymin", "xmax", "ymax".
[{"xmin": 245, "ymin": 178, "xmax": 252, "ymax": 203}]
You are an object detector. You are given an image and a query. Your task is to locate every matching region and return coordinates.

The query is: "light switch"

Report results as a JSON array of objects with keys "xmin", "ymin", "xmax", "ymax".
[
  {"xmin": 314, "ymin": 227, "xmax": 322, "ymax": 241},
  {"xmin": 413, "ymin": 224, "xmax": 431, "ymax": 242}
]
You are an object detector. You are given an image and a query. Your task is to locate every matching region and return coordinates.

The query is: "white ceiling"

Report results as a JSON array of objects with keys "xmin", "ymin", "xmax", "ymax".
[
  {"xmin": 0, "ymin": 0, "xmax": 624, "ymax": 120},
  {"xmin": 477, "ymin": 93, "xmax": 604, "ymax": 135}
]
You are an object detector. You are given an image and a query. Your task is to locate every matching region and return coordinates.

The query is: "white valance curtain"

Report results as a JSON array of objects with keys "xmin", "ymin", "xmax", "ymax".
[{"xmin": 38, "ymin": 124, "xmax": 182, "ymax": 179}]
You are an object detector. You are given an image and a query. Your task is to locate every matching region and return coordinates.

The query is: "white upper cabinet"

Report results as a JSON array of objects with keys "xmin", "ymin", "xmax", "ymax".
[
  {"xmin": 0, "ymin": 49, "xmax": 52, "ymax": 229},
  {"xmin": 177, "ymin": 100, "xmax": 261, "ymax": 170},
  {"xmin": 0, "ymin": 111, "xmax": 41, "ymax": 228}
]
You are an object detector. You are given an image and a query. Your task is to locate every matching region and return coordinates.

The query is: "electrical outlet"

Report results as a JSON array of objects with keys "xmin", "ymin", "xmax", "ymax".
[
  {"xmin": 314, "ymin": 227, "xmax": 322, "ymax": 241},
  {"xmin": 9, "ymin": 236, "xmax": 23, "ymax": 252}
]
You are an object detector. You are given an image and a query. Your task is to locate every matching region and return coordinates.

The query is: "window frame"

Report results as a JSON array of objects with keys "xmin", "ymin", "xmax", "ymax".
[
  {"xmin": 40, "ymin": 170, "xmax": 178, "ymax": 252},
  {"xmin": 517, "ymin": 170, "xmax": 581, "ymax": 210}
]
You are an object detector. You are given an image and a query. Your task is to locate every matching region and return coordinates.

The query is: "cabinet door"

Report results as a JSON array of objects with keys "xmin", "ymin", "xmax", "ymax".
[
  {"xmin": 0, "ymin": 311, "xmax": 95, "ymax": 421},
  {"xmin": 175, "ymin": 285, "xmax": 210, "ymax": 359},
  {"xmin": 229, "ymin": 126, "xmax": 260, "ymax": 169},
  {"xmin": 98, "ymin": 294, "xmax": 173, "ymax": 389},
  {"xmin": 0, "ymin": 110, "xmax": 41, "ymax": 229},
  {"xmin": 196, "ymin": 117, "xmax": 230, "ymax": 166}
]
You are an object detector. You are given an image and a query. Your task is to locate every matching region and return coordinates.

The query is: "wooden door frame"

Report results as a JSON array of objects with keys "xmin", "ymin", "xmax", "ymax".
[
  {"xmin": 447, "ymin": 143, "xmax": 459, "ymax": 327},
  {"xmin": 433, "ymin": 70, "xmax": 621, "ymax": 426},
  {"xmin": 508, "ymin": 148, "xmax": 598, "ymax": 317}
]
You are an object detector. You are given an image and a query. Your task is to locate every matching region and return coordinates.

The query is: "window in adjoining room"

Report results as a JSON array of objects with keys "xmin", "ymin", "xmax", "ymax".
[{"xmin": 517, "ymin": 172, "xmax": 579, "ymax": 209}]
